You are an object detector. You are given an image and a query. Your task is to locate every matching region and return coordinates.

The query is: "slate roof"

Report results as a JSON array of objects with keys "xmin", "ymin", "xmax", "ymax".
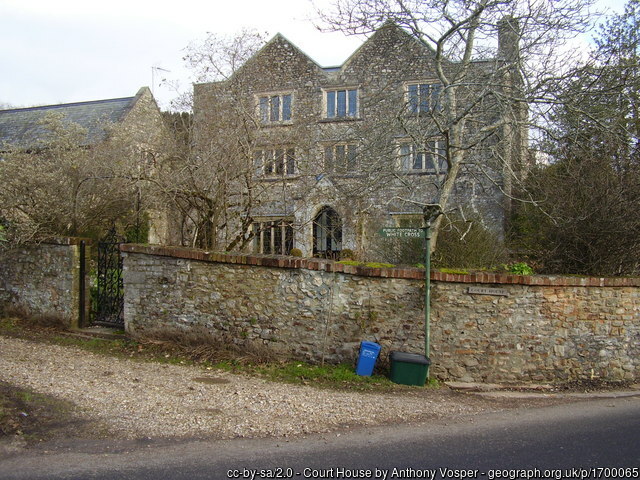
[{"xmin": 0, "ymin": 92, "xmax": 141, "ymax": 151}]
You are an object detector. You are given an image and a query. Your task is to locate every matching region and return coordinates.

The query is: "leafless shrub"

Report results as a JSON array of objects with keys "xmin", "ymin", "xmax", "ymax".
[
  {"xmin": 2, "ymin": 304, "xmax": 69, "ymax": 330},
  {"xmin": 131, "ymin": 325, "xmax": 282, "ymax": 365}
]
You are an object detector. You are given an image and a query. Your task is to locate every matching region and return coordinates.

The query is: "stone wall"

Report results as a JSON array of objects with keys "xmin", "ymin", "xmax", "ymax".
[
  {"xmin": 432, "ymin": 279, "xmax": 639, "ymax": 382},
  {"xmin": 121, "ymin": 244, "xmax": 640, "ymax": 383},
  {"xmin": 0, "ymin": 238, "xmax": 88, "ymax": 328}
]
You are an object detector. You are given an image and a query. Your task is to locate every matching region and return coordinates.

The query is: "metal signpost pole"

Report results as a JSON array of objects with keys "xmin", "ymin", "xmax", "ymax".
[
  {"xmin": 423, "ymin": 205, "xmax": 441, "ymax": 379},
  {"xmin": 378, "ymin": 205, "xmax": 439, "ymax": 385},
  {"xmin": 424, "ymin": 218, "xmax": 431, "ymax": 374}
]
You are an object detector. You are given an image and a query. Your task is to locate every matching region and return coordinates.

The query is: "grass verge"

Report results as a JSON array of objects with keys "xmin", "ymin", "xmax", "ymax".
[{"xmin": 0, "ymin": 316, "xmax": 437, "ymax": 393}]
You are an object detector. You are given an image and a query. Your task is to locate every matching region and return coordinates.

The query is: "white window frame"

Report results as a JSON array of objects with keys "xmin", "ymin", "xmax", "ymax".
[
  {"xmin": 323, "ymin": 142, "xmax": 358, "ymax": 173},
  {"xmin": 252, "ymin": 219, "xmax": 295, "ymax": 255},
  {"xmin": 398, "ymin": 139, "xmax": 448, "ymax": 174},
  {"xmin": 323, "ymin": 87, "xmax": 359, "ymax": 119},
  {"xmin": 254, "ymin": 147, "xmax": 296, "ymax": 177},
  {"xmin": 404, "ymin": 81, "xmax": 442, "ymax": 114},
  {"xmin": 257, "ymin": 92, "xmax": 293, "ymax": 124}
]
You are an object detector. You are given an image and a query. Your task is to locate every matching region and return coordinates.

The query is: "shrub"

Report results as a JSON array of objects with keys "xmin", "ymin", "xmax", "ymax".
[
  {"xmin": 337, "ymin": 260, "xmax": 395, "ymax": 268},
  {"xmin": 511, "ymin": 156, "xmax": 640, "ymax": 275},
  {"xmin": 358, "ymin": 213, "xmax": 507, "ymax": 270},
  {"xmin": 130, "ymin": 326, "xmax": 280, "ymax": 365},
  {"xmin": 506, "ymin": 262, "xmax": 534, "ymax": 275},
  {"xmin": 433, "ymin": 215, "xmax": 508, "ymax": 270},
  {"xmin": 339, "ymin": 248, "xmax": 355, "ymax": 260},
  {"xmin": 289, "ymin": 248, "xmax": 303, "ymax": 257}
]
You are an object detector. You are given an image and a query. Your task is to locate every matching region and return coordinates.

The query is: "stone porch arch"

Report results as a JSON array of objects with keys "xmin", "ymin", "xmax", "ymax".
[{"xmin": 312, "ymin": 206, "xmax": 342, "ymax": 258}]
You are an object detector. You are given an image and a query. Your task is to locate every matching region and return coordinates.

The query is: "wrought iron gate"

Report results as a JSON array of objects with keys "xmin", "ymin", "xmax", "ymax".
[{"xmin": 95, "ymin": 228, "xmax": 125, "ymax": 328}]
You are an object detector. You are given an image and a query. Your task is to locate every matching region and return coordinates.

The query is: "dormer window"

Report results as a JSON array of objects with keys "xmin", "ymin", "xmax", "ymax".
[
  {"xmin": 258, "ymin": 93, "xmax": 292, "ymax": 123},
  {"xmin": 406, "ymin": 83, "xmax": 441, "ymax": 114},
  {"xmin": 324, "ymin": 88, "xmax": 358, "ymax": 119}
]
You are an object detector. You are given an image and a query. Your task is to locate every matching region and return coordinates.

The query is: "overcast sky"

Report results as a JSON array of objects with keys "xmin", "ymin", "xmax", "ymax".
[{"xmin": 0, "ymin": 0, "xmax": 629, "ymax": 111}]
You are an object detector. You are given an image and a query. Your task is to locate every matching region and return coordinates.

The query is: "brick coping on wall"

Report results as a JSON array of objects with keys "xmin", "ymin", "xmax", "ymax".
[{"xmin": 120, "ymin": 244, "xmax": 640, "ymax": 287}]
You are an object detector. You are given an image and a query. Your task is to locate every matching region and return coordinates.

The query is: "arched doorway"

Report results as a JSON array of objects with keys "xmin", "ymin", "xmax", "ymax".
[{"xmin": 313, "ymin": 206, "xmax": 342, "ymax": 258}]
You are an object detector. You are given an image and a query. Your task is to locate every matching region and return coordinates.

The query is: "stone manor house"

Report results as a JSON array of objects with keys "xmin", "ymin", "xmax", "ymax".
[{"xmin": 193, "ymin": 21, "xmax": 527, "ymax": 259}]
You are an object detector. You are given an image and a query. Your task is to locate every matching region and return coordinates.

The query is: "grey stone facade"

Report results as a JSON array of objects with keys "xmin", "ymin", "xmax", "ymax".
[{"xmin": 193, "ymin": 22, "xmax": 526, "ymax": 259}]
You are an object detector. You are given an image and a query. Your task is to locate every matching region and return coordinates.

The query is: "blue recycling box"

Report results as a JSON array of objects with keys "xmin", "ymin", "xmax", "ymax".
[{"xmin": 355, "ymin": 341, "xmax": 381, "ymax": 376}]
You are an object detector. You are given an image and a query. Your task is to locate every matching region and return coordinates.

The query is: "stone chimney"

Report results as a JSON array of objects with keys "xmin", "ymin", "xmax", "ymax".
[{"xmin": 498, "ymin": 16, "xmax": 521, "ymax": 63}]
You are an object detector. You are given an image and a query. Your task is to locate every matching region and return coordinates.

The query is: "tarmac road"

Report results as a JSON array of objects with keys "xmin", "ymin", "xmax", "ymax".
[{"xmin": 1, "ymin": 396, "xmax": 638, "ymax": 480}]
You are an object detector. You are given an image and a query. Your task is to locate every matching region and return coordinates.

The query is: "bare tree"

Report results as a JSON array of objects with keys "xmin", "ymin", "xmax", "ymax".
[
  {"xmin": 157, "ymin": 31, "xmax": 329, "ymax": 251},
  {"xmin": 153, "ymin": 93, "xmax": 263, "ymax": 249},
  {"xmin": 152, "ymin": 31, "xmax": 267, "ymax": 249},
  {"xmin": 512, "ymin": 0, "xmax": 640, "ymax": 275},
  {"xmin": 316, "ymin": 0, "xmax": 597, "ymax": 250},
  {"xmin": 0, "ymin": 113, "xmax": 147, "ymax": 245},
  {"xmin": 165, "ymin": 29, "xmax": 268, "ymax": 113}
]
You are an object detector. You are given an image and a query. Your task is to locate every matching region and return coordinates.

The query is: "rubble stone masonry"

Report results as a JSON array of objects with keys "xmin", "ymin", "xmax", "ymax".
[
  {"xmin": 121, "ymin": 244, "xmax": 639, "ymax": 383},
  {"xmin": 0, "ymin": 238, "xmax": 88, "ymax": 328}
]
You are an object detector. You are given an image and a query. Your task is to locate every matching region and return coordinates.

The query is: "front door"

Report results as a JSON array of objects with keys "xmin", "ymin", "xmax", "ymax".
[{"xmin": 313, "ymin": 206, "xmax": 342, "ymax": 258}]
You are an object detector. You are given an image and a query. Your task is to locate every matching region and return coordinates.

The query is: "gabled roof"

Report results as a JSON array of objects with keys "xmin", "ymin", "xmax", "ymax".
[
  {"xmin": 196, "ymin": 22, "xmax": 436, "ymax": 91},
  {"xmin": 212, "ymin": 33, "xmax": 325, "ymax": 87},
  {"xmin": 266, "ymin": 23, "xmax": 423, "ymax": 76},
  {"xmin": 0, "ymin": 87, "xmax": 150, "ymax": 151},
  {"xmin": 339, "ymin": 20, "xmax": 434, "ymax": 72},
  {"xmin": 267, "ymin": 33, "xmax": 325, "ymax": 70}
]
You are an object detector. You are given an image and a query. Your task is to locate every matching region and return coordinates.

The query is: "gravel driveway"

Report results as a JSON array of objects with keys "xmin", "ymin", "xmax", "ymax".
[{"xmin": 0, "ymin": 336, "xmax": 502, "ymax": 440}]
